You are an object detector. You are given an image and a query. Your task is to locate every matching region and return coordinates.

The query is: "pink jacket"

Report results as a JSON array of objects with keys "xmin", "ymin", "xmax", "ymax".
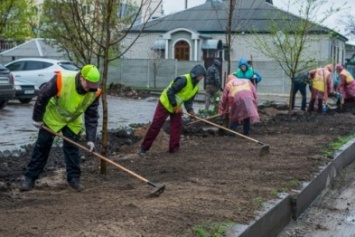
[
  {"xmin": 336, "ymin": 64, "xmax": 355, "ymax": 99},
  {"xmin": 219, "ymin": 75, "xmax": 259, "ymax": 124}
]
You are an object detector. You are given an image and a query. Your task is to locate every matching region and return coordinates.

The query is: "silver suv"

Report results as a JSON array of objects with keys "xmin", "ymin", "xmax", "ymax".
[
  {"xmin": 0, "ymin": 64, "xmax": 15, "ymax": 109},
  {"xmin": 5, "ymin": 58, "xmax": 80, "ymax": 88}
]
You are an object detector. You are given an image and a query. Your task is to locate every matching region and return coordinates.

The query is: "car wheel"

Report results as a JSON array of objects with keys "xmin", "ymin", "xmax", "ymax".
[
  {"xmin": 0, "ymin": 100, "xmax": 8, "ymax": 109},
  {"xmin": 19, "ymin": 98, "xmax": 32, "ymax": 104}
]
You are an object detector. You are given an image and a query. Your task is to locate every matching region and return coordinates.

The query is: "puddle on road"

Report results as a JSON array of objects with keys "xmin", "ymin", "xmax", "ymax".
[{"xmin": 345, "ymin": 213, "xmax": 355, "ymax": 224}]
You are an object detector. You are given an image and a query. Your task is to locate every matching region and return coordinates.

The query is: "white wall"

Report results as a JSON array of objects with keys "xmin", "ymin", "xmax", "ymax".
[{"xmin": 122, "ymin": 31, "xmax": 344, "ymax": 65}]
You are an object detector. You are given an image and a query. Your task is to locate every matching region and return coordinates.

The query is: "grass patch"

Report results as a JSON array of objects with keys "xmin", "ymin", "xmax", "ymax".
[
  {"xmin": 253, "ymin": 196, "xmax": 266, "ymax": 208},
  {"xmin": 324, "ymin": 133, "xmax": 355, "ymax": 158},
  {"xmin": 192, "ymin": 221, "xmax": 235, "ymax": 237},
  {"xmin": 270, "ymin": 189, "xmax": 279, "ymax": 196},
  {"xmin": 279, "ymin": 179, "xmax": 300, "ymax": 193}
]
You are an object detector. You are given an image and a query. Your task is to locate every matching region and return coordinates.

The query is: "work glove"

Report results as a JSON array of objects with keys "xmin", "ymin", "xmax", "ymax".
[
  {"xmin": 32, "ymin": 120, "xmax": 43, "ymax": 129},
  {"xmin": 87, "ymin": 141, "xmax": 95, "ymax": 152},
  {"xmin": 174, "ymin": 106, "xmax": 182, "ymax": 114}
]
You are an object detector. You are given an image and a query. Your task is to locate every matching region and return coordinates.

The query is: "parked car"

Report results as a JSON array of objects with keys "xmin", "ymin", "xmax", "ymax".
[
  {"xmin": 5, "ymin": 58, "xmax": 80, "ymax": 89},
  {"xmin": 13, "ymin": 78, "xmax": 39, "ymax": 104},
  {"xmin": 0, "ymin": 64, "xmax": 15, "ymax": 109}
]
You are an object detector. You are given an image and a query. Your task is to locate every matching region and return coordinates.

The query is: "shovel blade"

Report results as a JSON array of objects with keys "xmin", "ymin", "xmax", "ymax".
[
  {"xmin": 259, "ymin": 144, "xmax": 270, "ymax": 156},
  {"xmin": 147, "ymin": 184, "xmax": 165, "ymax": 198}
]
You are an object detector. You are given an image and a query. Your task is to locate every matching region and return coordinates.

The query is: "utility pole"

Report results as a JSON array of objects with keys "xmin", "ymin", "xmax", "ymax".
[{"xmin": 185, "ymin": 0, "xmax": 188, "ymax": 9}]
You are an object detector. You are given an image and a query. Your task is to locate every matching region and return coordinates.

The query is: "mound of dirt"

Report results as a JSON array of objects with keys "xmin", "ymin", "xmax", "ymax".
[
  {"xmin": 107, "ymin": 83, "xmax": 152, "ymax": 99},
  {"xmin": 1, "ymin": 103, "xmax": 355, "ymax": 236}
]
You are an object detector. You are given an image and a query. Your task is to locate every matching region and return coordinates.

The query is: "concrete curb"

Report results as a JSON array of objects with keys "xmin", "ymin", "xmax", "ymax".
[{"xmin": 226, "ymin": 138, "xmax": 355, "ymax": 237}]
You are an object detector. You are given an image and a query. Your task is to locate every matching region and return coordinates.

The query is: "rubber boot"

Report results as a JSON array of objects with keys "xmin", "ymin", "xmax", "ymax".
[
  {"xmin": 20, "ymin": 177, "xmax": 35, "ymax": 192},
  {"xmin": 317, "ymin": 99, "xmax": 323, "ymax": 113},
  {"xmin": 69, "ymin": 178, "xmax": 85, "ymax": 192},
  {"xmin": 308, "ymin": 99, "xmax": 315, "ymax": 112}
]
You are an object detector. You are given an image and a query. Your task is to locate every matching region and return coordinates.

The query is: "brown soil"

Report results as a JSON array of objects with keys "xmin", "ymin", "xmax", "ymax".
[
  {"xmin": 107, "ymin": 83, "xmax": 152, "ymax": 99},
  {"xmin": 1, "ymin": 99, "xmax": 355, "ymax": 237}
]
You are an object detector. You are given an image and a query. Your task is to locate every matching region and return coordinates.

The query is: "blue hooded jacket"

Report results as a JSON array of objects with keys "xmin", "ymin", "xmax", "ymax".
[{"xmin": 233, "ymin": 58, "xmax": 262, "ymax": 84}]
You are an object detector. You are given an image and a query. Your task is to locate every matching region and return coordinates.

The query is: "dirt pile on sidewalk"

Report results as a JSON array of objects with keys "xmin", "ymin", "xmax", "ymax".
[{"xmin": 107, "ymin": 83, "xmax": 152, "ymax": 99}]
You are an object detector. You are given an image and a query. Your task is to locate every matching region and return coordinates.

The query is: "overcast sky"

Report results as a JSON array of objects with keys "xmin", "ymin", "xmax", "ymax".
[{"xmin": 162, "ymin": 0, "xmax": 355, "ymax": 43}]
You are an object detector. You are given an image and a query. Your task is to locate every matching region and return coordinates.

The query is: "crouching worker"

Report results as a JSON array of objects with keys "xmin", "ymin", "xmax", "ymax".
[
  {"xmin": 139, "ymin": 64, "xmax": 206, "ymax": 155},
  {"xmin": 219, "ymin": 75, "xmax": 260, "ymax": 136},
  {"xmin": 20, "ymin": 65, "xmax": 101, "ymax": 192},
  {"xmin": 335, "ymin": 64, "xmax": 355, "ymax": 106},
  {"xmin": 308, "ymin": 64, "xmax": 333, "ymax": 113}
]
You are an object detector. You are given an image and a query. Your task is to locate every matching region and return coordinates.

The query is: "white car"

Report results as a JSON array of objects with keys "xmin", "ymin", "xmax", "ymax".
[
  {"xmin": 13, "ymin": 78, "xmax": 40, "ymax": 104},
  {"xmin": 5, "ymin": 58, "xmax": 80, "ymax": 89}
]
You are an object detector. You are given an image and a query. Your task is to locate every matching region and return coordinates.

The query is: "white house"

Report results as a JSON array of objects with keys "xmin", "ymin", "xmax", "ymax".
[{"xmin": 122, "ymin": 0, "xmax": 348, "ymax": 65}]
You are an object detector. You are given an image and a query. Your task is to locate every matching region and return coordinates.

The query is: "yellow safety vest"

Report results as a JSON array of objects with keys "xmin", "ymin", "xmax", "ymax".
[
  {"xmin": 312, "ymin": 69, "xmax": 326, "ymax": 92},
  {"xmin": 340, "ymin": 70, "xmax": 354, "ymax": 84},
  {"xmin": 227, "ymin": 80, "xmax": 252, "ymax": 96},
  {"xmin": 43, "ymin": 72, "xmax": 101, "ymax": 134},
  {"xmin": 159, "ymin": 73, "xmax": 199, "ymax": 113}
]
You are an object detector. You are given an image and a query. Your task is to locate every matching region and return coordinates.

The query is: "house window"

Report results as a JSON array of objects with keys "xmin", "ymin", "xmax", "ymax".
[{"xmin": 174, "ymin": 40, "xmax": 189, "ymax": 61}]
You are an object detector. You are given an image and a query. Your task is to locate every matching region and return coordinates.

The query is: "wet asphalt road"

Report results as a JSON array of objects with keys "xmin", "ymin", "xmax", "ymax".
[
  {"xmin": 0, "ymin": 95, "xmax": 206, "ymax": 154},
  {"xmin": 0, "ymin": 96, "xmax": 156, "ymax": 153}
]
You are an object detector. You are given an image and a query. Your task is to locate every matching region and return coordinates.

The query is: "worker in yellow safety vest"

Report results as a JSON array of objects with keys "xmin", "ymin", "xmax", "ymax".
[{"xmin": 20, "ymin": 65, "xmax": 101, "ymax": 192}]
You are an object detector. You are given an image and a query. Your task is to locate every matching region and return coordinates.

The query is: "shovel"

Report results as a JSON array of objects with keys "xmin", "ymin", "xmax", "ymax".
[
  {"xmin": 41, "ymin": 126, "xmax": 165, "ymax": 197},
  {"xmin": 184, "ymin": 112, "xmax": 270, "ymax": 156}
]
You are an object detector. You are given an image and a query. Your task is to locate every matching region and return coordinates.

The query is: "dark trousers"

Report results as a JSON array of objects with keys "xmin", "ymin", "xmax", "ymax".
[
  {"xmin": 205, "ymin": 85, "xmax": 219, "ymax": 110},
  {"xmin": 141, "ymin": 101, "xmax": 182, "ymax": 153},
  {"xmin": 292, "ymin": 82, "xmax": 307, "ymax": 111},
  {"xmin": 308, "ymin": 99, "xmax": 323, "ymax": 113},
  {"xmin": 25, "ymin": 126, "xmax": 81, "ymax": 182},
  {"xmin": 229, "ymin": 118, "xmax": 251, "ymax": 135}
]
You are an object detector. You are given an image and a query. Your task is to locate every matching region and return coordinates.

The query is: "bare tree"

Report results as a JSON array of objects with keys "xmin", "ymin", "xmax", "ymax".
[
  {"xmin": 148, "ymin": 50, "xmax": 164, "ymax": 88},
  {"xmin": 41, "ymin": 0, "xmax": 162, "ymax": 173},
  {"xmin": 225, "ymin": 0, "xmax": 235, "ymax": 74},
  {"xmin": 208, "ymin": 0, "xmax": 264, "ymax": 74},
  {"xmin": 340, "ymin": 14, "xmax": 355, "ymax": 37}
]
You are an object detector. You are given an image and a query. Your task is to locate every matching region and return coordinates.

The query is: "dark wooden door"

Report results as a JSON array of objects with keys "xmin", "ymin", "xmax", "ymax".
[{"xmin": 174, "ymin": 40, "xmax": 189, "ymax": 61}]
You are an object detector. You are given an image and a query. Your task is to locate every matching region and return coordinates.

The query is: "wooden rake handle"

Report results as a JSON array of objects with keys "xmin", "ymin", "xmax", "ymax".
[
  {"xmin": 41, "ymin": 126, "xmax": 161, "ymax": 188},
  {"xmin": 187, "ymin": 113, "xmax": 226, "ymax": 126},
  {"xmin": 184, "ymin": 112, "xmax": 266, "ymax": 146}
]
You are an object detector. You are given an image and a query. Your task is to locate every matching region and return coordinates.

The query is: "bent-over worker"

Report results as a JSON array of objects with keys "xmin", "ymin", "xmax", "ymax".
[
  {"xmin": 20, "ymin": 65, "xmax": 101, "ymax": 192},
  {"xmin": 219, "ymin": 75, "xmax": 260, "ymax": 135},
  {"xmin": 139, "ymin": 64, "xmax": 206, "ymax": 155}
]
